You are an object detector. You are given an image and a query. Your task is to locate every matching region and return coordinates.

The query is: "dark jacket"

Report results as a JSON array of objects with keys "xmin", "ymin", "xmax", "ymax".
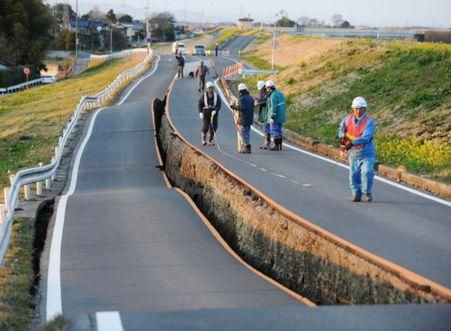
[
  {"xmin": 176, "ymin": 55, "xmax": 185, "ymax": 67},
  {"xmin": 195, "ymin": 64, "xmax": 209, "ymax": 78},
  {"xmin": 198, "ymin": 91, "xmax": 221, "ymax": 113},
  {"xmin": 232, "ymin": 90, "xmax": 254, "ymax": 126},
  {"xmin": 255, "ymin": 88, "xmax": 268, "ymax": 122}
]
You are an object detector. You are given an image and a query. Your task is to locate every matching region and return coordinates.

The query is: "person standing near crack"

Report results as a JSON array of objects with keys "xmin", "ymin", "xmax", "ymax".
[
  {"xmin": 338, "ymin": 97, "xmax": 376, "ymax": 203},
  {"xmin": 230, "ymin": 83, "xmax": 254, "ymax": 154},
  {"xmin": 265, "ymin": 80, "xmax": 286, "ymax": 151},
  {"xmin": 195, "ymin": 60, "xmax": 209, "ymax": 92},
  {"xmin": 198, "ymin": 81, "xmax": 221, "ymax": 146}
]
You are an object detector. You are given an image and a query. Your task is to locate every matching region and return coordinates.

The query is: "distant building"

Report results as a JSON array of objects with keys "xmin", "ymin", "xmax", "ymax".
[
  {"xmin": 237, "ymin": 17, "xmax": 254, "ymax": 30},
  {"xmin": 69, "ymin": 19, "xmax": 104, "ymax": 34}
]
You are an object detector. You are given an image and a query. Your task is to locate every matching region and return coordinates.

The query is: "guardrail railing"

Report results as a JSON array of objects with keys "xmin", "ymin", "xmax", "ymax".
[
  {"xmin": 0, "ymin": 49, "xmax": 154, "ymax": 264},
  {"xmin": 0, "ymin": 48, "xmax": 149, "ymax": 95}
]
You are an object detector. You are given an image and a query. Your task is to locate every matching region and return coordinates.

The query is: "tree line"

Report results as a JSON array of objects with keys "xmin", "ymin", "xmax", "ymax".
[{"xmin": 0, "ymin": 1, "xmax": 177, "ymax": 72}]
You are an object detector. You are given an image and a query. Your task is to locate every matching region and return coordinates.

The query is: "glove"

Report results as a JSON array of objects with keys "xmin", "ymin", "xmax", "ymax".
[
  {"xmin": 211, "ymin": 110, "xmax": 217, "ymax": 117},
  {"xmin": 199, "ymin": 113, "xmax": 204, "ymax": 120},
  {"xmin": 270, "ymin": 118, "xmax": 275, "ymax": 125},
  {"xmin": 345, "ymin": 140, "xmax": 353, "ymax": 151}
]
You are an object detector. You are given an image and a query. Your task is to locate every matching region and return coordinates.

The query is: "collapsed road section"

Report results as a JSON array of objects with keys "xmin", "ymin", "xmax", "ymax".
[{"xmin": 154, "ymin": 86, "xmax": 451, "ymax": 305}]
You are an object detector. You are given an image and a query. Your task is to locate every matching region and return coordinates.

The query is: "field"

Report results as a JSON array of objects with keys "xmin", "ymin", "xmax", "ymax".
[
  {"xmin": 0, "ymin": 53, "xmax": 147, "ymax": 199},
  {"xmin": 239, "ymin": 35, "xmax": 450, "ymax": 181}
]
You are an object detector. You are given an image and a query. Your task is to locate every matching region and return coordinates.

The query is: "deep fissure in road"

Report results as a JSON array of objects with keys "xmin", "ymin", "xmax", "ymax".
[{"xmin": 153, "ymin": 96, "xmax": 449, "ymax": 306}]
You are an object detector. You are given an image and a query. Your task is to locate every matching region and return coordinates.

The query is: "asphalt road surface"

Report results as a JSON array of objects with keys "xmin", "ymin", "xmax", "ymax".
[
  {"xmin": 40, "ymin": 38, "xmax": 451, "ymax": 329},
  {"xmin": 41, "ymin": 54, "xmax": 303, "ymax": 324},
  {"xmin": 168, "ymin": 55, "xmax": 451, "ymax": 288}
]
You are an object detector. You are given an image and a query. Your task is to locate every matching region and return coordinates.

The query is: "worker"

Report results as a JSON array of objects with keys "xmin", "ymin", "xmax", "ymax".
[
  {"xmin": 230, "ymin": 83, "xmax": 254, "ymax": 153},
  {"xmin": 254, "ymin": 80, "xmax": 270, "ymax": 149},
  {"xmin": 176, "ymin": 52, "xmax": 185, "ymax": 79},
  {"xmin": 198, "ymin": 81, "xmax": 221, "ymax": 146},
  {"xmin": 265, "ymin": 80, "xmax": 286, "ymax": 151},
  {"xmin": 195, "ymin": 60, "xmax": 209, "ymax": 92},
  {"xmin": 215, "ymin": 43, "xmax": 219, "ymax": 57},
  {"xmin": 338, "ymin": 97, "xmax": 376, "ymax": 202}
]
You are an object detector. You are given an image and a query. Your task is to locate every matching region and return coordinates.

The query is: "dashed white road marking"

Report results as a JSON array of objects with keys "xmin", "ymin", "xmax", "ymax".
[{"xmin": 96, "ymin": 311, "xmax": 124, "ymax": 331}]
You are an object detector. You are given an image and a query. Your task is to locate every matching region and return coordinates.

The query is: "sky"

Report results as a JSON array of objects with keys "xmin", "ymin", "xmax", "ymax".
[{"xmin": 45, "ymin": 0, "xmax": 451, "ymax": 28}]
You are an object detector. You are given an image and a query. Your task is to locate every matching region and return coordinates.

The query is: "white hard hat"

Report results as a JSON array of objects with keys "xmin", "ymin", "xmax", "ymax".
[
  {"xmin": 257, "ymin": 80, "xmax": 266, "ymax": 90},
  {"xmin": 265, "ymin": 80, "xmax": 275, "ymax": 88},
  {"xmin": 238, "ymin": 83, "xmax": 247, "ymax": 91},
  {"xmin": 206, "ymin": 81, "xmax": 214, "ymax": 89},
  {"xmin": 352, "ymin": 96, "xmax": 367, "ymax": 109}
]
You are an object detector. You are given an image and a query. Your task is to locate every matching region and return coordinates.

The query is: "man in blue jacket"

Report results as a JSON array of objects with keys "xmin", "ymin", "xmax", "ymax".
[
  {"xmin": 230, "ymin": 83, "xmax": 254, "ymax": 153},
  {"xmin": 265, "ymin": 80, "xmax": 286, "ymax": 151},
  {"xmin": 338, "ymin": 97, "xmax": 376, "ymax": 202}
]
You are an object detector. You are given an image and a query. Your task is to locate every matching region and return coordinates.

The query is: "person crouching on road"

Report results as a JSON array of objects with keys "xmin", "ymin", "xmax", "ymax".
[
  {"xmin": 176, "ymin": 52, "xmax": 185, "ymax": 79},
  {"xmin": 255, "ymin": 80, "xmax": 270, "ymax": 149},
  {"xmin": 195, "ymin": 60, "xmax": 209, "ymax": 92},
  {"xmin": 230, "ymin": 83, "xmax": 254, "ymax": 154},
  {"xmin": 265, "ymin": 80, "xmax": 286, "ymax": 151},
  {"xmin": 338, "ymin": 97, "xmax": 376, "ymax": 202},
  {"xmin": 198, "ymin": 81, "xmax": 221, "ymax": 146}
]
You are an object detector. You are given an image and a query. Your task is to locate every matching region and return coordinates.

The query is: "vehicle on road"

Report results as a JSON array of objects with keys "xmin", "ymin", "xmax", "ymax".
[
  {"xmin": 193, "ymin": 45, "xmax": 206, "ymax": 56},
  {"xmin": 172, "ymin": 41, "xmax": 186, "ymax": 55},
  {"xmin": 41, "ymin": 75, "xmax": 57, "ymax": 84}
]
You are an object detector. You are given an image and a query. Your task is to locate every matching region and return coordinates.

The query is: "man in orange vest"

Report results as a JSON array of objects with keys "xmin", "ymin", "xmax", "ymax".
[{"xmin": 339, "ymin": 97, "xmax": 376, "ymax": 202}]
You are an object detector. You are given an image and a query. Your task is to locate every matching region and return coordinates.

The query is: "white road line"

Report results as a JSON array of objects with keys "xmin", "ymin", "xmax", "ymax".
[
  {"xmin": 96, "ymin": 312, "xmax": 124, "ymax": 331},
  {"xmin": 46, "ymin": 57, "xmax": 161, "ymax": 321},
  {"xmin": 46, "ymin": 107, "xmax": 104, "ymax": 321},
  {"xmin": 117, "ymin": 55, "xmax": 161, "ymax": 105},
  {"xmin": 214, "ymin": 79, "xmax": 451, "ymax": 207}
]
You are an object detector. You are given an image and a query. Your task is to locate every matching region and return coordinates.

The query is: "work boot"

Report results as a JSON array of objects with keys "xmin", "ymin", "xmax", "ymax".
[
  {"xmin": 363, "ymin": 193, "xmax": 373, "ymax": 202},
  {"xmin": 270, "ymin": 138, "xmax": 282, "ymax": 151},
  {"xmin": 240, "ymin": 144, "xmax": 251, "ymax": 154},
  {"xmin": 351, "ymin": 196, "xmax": 361, "ymax": 202}
]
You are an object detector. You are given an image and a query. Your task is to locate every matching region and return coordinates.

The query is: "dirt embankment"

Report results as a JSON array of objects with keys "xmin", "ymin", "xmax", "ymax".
[{"xmin": 154, "ymin": 101, "xmax": 450, "ymax": 305}]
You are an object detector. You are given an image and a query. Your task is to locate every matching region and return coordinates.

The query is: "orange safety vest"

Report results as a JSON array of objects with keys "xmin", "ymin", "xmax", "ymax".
[{"xmin": 345, "ymin": 113, "xmax": 370, "ymax": 150}]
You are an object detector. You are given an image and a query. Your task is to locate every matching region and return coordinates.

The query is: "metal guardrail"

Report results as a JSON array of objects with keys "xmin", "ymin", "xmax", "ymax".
[
  {"xmin": 0, "ymin": 48, "xmax": 149, "ymax": 95},
  {"xmin": 0, "ymin": 49, "xmax": 154, "ymax": 264},
  {"xmin": 240, "ymin": 69, "xmax": 279, "ymax": 77}
]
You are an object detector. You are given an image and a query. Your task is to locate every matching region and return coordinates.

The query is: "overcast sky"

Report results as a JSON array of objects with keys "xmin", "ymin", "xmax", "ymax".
[{"xmin": 45, "ymin": 0, "xmax": 451, "ymax": 27}]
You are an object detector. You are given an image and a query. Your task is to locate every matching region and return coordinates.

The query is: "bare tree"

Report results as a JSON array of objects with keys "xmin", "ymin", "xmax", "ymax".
[
  {"xmin": 331, "ymin": 14, "xmax": 344, "ymax": 27},
  {"xmin": 297, "ymin": 16, "xmax": 310, "ymax": 26}
]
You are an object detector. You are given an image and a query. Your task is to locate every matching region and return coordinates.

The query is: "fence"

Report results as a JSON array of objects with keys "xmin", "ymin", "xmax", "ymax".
[
  {"xmin": 223, "ymin": 63, "xmax": 244, "ymax": 79},
  {"xmin": 0, "ymin": 48, "xmax": 149, "ymax": 96},
  {"xmin": 0, "ymin": 50, "xmax": 154, "ymax": 264}
]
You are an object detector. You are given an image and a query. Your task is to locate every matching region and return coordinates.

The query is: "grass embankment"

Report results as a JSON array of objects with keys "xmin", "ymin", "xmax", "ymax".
[
  {"xmin": 0, "ymin": 218, "xmax": 35, "ymax": 329},
  {"xmin": 0, "ymin": 53, "xmax": 147, "ymax": 199},
  {"xmin": 238, "ymin": 36, "xmax": 450, "ymax": 181}
]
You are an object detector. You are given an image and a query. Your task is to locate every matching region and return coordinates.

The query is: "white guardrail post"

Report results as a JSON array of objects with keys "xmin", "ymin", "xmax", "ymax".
[{"xmin": 0, "ymin": 48, "xmax": 153, "ymax": 265}]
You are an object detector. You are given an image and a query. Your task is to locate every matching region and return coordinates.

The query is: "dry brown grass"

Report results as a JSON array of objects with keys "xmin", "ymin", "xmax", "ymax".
[{"xmin": 0, "ymin": 53, "xmax": 147, "ymax": 200}]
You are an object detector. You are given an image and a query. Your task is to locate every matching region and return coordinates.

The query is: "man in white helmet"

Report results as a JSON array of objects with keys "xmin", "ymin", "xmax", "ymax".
[
  {"xmin": 265, "ymin": 80, "xmax": 286, "ymax": 151},
  {"xmin": 198, "ymin": 81, "xmax": 221, "ymax": 146},
  {"xmin": 230, "ymin": 83, "xmax": 254, "ymax": 153},
  {"xmin": 254, "ymin": 80, "xmax": 270, "ymax": 149},
  {"xmin": 339, "ymin": 96, "xmax": 376, "ymax": 202}
]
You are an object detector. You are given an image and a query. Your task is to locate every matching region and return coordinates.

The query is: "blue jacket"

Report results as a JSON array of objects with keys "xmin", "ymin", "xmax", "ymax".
[
  {"xmin": 266, "ymin": 89, "xmax": 286, "ymax": 124},
  {"xmin": 232, "ymin": 90, "xmax": 254, "ymax": 126},
  {"xmin": 339, "ymin": 113, "xmax": 376, "ymax": 158}
]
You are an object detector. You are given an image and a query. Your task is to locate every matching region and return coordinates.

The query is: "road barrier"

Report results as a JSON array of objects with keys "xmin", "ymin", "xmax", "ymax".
[
  {"xmin": 0, "ymin": 48, "xmax": 149, "ymax": 96},
  {"xmin": 0, "ymin": 50, "xmax": 154, "ymax": 265},
  {"xmin": 223, "ymin": 62, "xmax": 244, "ymax": 79}
]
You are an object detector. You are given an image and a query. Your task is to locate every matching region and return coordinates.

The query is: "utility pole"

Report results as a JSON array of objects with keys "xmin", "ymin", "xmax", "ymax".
[
  {"xmin": 145, "ymin": 0, "xmax": 151, "ymax": 54},
  {"xmin": 75, "ymin": 0, "xmax": 79, "ymax": 58},
  {"xmin": 271, "ymin": 11, "xmax": 282, "ymax": 70}
]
